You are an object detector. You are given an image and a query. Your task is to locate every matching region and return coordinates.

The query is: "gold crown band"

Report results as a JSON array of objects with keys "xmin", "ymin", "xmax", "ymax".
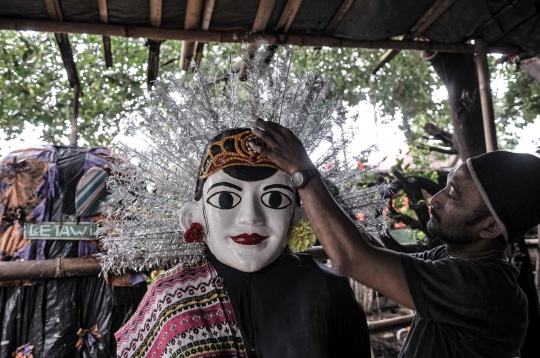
[{"xmin": 199, "ymin": 129, "xmax": 282, "ymax": 179}]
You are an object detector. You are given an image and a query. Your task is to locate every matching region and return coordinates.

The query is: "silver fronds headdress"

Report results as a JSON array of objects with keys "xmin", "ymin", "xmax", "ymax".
[{"xmin": 98, "ymin": 46, "xmax": 388, "ymax": 274}]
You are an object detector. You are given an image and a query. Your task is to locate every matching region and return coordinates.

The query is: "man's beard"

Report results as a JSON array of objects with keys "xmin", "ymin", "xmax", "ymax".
[{"xmin": 427, "ymin": 210, "xmax": 472, "ymax": 248}]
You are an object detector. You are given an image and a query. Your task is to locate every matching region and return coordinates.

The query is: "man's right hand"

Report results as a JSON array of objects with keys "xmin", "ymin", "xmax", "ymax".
[{"xmin": 249, "ymin": 118, "xmax": 314, "ymax": 175}]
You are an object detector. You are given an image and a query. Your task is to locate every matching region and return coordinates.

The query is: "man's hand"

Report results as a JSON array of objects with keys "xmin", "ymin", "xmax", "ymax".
[
  {"xmin": 249, "ymin": 118, "xmax": 414, "ymax": 310},
  {"xmin": 249, "ymin": 118, "xmax": 314, "ymax": 174}
]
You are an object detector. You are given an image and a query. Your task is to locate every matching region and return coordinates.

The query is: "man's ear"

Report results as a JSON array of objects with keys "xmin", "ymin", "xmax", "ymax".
[
  {"xmin": 179, "ymin": 200, "xmax": 204, "ymax": 231},
  {"xmin": 479, "ymin": 216, "xmax": 502, "ymax": 239}
]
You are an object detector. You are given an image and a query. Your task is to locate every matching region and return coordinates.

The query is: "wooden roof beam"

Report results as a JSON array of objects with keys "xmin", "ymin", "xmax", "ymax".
[
  {"xmin": 238, "ymin": 0, "xmax": 278, "ymax": 79},
  {"xmin": 194, "ymin": 0, "xmax": 216, "ymax": 65},
  {"xmin": 372, "ymin": 0, "xmax": 456, "ymax": 74},
  {"xmin": 147, "ymin": 0, "xmax": 163, "ymax": 89},
  {"xmin": 275, "ymin": 0, "xmax": 304, "ymax": 32},
  {"xmin": 0, "ymin": 17, "xmax": 519, "ymax": 54},
  {"xmin": 324, "ymin": 0, "xmax": 356, "ymax": 36},
  {"xmin": 98, "ymin": 0, "xmax": 112, "ymax": 68},
  {"xmin": 43, "ymin": 0, "xmax": 81, "ymax": 91},
  {"xmin": 180, "ymin": 0, "xmax": 204, "ymax": 70}
]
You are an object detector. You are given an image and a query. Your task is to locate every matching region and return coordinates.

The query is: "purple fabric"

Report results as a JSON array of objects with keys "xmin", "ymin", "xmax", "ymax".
[
  {"xmin": 78, "ymin": 216, "xmax": 101, "ymax": 257},
  {"xmin": 32, "ymin": 163, "xmax": 62, "ymax": 222},
  {"xmin": 83, "ymin": 332, "xmax": 97, "ymax": 347},
  {"xmin": 35, "ymin": 145, "xmax": 58, "ymax": 163},
  {"xmin": 129, "ymin": 272, "xmax": 148, "ymax": 286},
  {"xmin": 15, "ymin": 344, "xmax": 33, "ymax": 356},
  {"xmin": 78, "ymin": 241, "xmax": 100, "ymax": 257},
  {"xmin": 84, "ymin": 147, "xmax": 111, "ymax": 174}
]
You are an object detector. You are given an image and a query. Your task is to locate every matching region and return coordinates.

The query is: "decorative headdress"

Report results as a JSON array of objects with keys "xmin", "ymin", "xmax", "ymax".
[
  {"xmin": 98, "ymin": 46, "xmax": 389, "ymax": 274},
  {"xmin": 199, "ymin": 129, "xmax": 280, "ymax": 179}
]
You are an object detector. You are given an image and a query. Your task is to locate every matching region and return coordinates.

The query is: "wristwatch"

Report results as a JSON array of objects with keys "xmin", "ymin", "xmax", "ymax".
[{"xmin": 290, "ymin": 168, "xmax": 320, "ymax": 189}]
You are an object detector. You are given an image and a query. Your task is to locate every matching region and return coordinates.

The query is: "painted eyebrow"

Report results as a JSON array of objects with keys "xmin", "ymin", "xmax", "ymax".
[
  {"xmin": 263, "ymin": 184, "xmax": 294, "ymax": 193},
  {"xmin": 207, "ymin": 182, "xmax": 242, "ymax": 194}
]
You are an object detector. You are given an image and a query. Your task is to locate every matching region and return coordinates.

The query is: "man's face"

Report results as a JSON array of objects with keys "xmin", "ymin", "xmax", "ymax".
[
  {"xmin": 202, "ymin": 170, "xmax": 295, "ymax": 272},
  {"xmin": 427, "ymin": 163, "xmax": 488, "ymax": 248}
]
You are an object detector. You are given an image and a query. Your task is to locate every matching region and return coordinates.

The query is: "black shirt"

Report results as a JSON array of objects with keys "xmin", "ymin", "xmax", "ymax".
[
  {"xmin": 400, "ymin": 246, "xmax": 528, "ymax": 357},
  {"xmin": 210, "ymin": 250, "xmax": 371, "ymax": 358}
]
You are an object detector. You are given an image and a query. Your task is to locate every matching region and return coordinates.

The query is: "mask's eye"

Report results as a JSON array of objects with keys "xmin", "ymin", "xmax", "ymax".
[
  {"xmin": 261, "ymin": 191, "xmax": 292, "ymax": 209},
  {"xmin": 206, "ymin": 191, "xmax": 241, "ymax": 209}
]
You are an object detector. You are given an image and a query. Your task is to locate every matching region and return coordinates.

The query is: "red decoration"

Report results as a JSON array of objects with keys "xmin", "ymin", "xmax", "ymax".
[{"xmin": 184, "ymin": 223, "xmax": 204, "ymax": 243}]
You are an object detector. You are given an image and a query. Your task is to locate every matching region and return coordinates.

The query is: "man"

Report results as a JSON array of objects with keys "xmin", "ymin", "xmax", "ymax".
[{"xmin": 250, "ymin": 118, "xmax": 540, "ymax": 357}]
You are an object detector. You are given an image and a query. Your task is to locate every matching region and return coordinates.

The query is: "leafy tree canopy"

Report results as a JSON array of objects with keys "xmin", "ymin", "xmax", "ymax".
[{"xmin": 1, "ymin": 30, "xmax": 539, "ymax": 154}]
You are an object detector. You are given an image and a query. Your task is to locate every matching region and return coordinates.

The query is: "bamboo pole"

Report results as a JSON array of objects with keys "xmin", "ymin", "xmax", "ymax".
[
  {"xmin": 0, "ymin": 256, "xmax": 101, "ymax": 281},
  {"xmin": 69, "ymin": 83, "xmax": 80, "ymax": 146},
  {"xmin": 368, "ymin": 314, "xmax": 415, "ymax": 335},
  {"xmin": 0, "ymin": 18, "xmax": 518, "ymax": 54},
  {"xmin": 475, "ymin": 39, "xmax": 498, "ymax": 152}
]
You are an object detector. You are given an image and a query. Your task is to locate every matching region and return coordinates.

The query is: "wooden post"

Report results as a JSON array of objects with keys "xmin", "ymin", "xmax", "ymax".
[
  {"xmin": 475, "ymin": 39, "xmax": 498, "ymax": 152},
  {"xmin": 70, "ymin": 84, "xmax": 80, "ymax": 146}
]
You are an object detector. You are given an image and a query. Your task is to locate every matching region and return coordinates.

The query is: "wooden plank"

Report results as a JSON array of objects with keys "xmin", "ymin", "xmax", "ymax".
[
  {"xmin": 98, "ymin": 0, "xmax": 108, "ymax": 22},
  {"xmin": 43, "ymin": 0, "xmax": 63, "ymax": 21},
  {"xmin": 475, "ymin": 39, "xmax": 498, "ymax": 152},
  {"xmin": 149, "ymin": 0, "xmax": 163, "ymax": 27},
  {"xmin": 195, "ymin": 0, "xmax": 216, "ymax": 64},
  {"xmin": 253, "ymin": 0, "xmax": 277, "ymax": 32},
  {"xmin": 201, "ymin": 0, "xmax": 216, "ymax": 30},
  {"xmin": 275, "ymin": 0, "xmax": 304, "ymax": 32},
  {"xmin": 181, "ymin": 0, "xmax": 204, "ymax": 70},
  {"xmin": 148, "ymin": 0, "xmax": 163, "ymax": 87},
  {"xmin": 98, "ymin": 0, "xmax": 112, "ymax": 68},
  {"xmin": 324, "ymin": 0, "xmax": 355, "ymax": 36},
  {"xmin": 42, "ymin": 1, "xmax": 81, "ymax": 90},
  {"xmin": 0, "ymin": 17, "xmax": 519, "ymax": 54},
  {"xmin": 372, "ymin": 0, "xmax": 456, "ymax": 74},
  {"xmin": 238, "ymin": 0, "xmax": 278, "ymax": 79}
]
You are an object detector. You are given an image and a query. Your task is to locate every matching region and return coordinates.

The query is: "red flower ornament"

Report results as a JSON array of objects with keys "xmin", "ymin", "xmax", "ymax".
[{"xmin": 184, "ymin": 223, "xmax": 204, "ymax": 243}]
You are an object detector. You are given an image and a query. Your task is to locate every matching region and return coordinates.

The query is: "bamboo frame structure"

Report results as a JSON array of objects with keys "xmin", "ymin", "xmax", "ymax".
[
  {"xmin": 0, "ymin": 17, "xmax": 516, "ymax": 54},
  {"xmin": 475, "ymin": 39, "xmax": 498, "ymax": 152},
  {"xmin": 0, "ymin": 256, "xmax": 101, "ymax": 281}
]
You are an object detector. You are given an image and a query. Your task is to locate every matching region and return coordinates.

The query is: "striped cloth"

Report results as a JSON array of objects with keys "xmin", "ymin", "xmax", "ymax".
[
  {"xmin": 75, "ymin": 167, "xmax": 109, "ymax": 217},
  {"xmin": 115, "ymin": 260, "xmax": 247, "ymax": 358}
]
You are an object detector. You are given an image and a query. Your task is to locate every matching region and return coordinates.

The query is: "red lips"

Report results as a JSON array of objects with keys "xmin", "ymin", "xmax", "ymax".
[{"xmin": 230, "ymin": 233, "xmax": 269, "ymax": 245}]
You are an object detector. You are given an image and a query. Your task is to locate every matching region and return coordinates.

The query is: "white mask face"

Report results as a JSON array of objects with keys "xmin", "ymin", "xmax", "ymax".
[{"xmin": 201, "ymin": 170, "xmax": 295, "ymax": 272}]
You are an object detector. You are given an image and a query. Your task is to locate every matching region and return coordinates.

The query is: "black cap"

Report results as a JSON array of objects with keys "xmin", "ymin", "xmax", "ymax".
[{"xmin": 466, "ymin": 151, "xmax": 540, "ymax": 242}]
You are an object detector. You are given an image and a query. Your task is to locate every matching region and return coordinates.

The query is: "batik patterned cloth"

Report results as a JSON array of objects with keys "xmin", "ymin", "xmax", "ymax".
[{"xmin": 115, "ymin": 260, "xmax": 247, "ymax": 358}]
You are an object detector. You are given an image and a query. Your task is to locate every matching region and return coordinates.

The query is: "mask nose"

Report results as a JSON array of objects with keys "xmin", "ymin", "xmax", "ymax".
[{"xmin": 236, "ymin": 195, "xmax": 264, "ymax": 226}]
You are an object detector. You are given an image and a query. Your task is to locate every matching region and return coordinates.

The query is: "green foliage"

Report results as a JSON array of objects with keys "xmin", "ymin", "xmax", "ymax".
[
  {"xmin": 292, "ymin": 48, "xmax": 451, "ymax": 142},
  {"xmin": 493, "ymin": 60, "xmax": 540, "ymax": 149},
  {"xmin": 1, "ymin": 31, "xmax": 538, "ymax": 154}
]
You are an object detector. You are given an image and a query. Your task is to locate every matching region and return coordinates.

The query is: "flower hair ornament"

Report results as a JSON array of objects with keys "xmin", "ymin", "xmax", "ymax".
[{"xmin": 98, "ymin": 46, "xmax": 389, "ymax": 274}]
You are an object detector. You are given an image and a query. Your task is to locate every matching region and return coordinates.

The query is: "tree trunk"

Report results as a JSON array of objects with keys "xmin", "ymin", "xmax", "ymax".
[{"xmin": 423, "ymin": 52, "xmax": 487, "ymax": 161}]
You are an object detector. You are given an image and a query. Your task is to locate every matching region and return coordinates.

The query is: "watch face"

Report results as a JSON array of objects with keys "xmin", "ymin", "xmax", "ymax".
[{"xmin": 291, "ymin": 171, "xmax": 305, "ymax": 187}]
